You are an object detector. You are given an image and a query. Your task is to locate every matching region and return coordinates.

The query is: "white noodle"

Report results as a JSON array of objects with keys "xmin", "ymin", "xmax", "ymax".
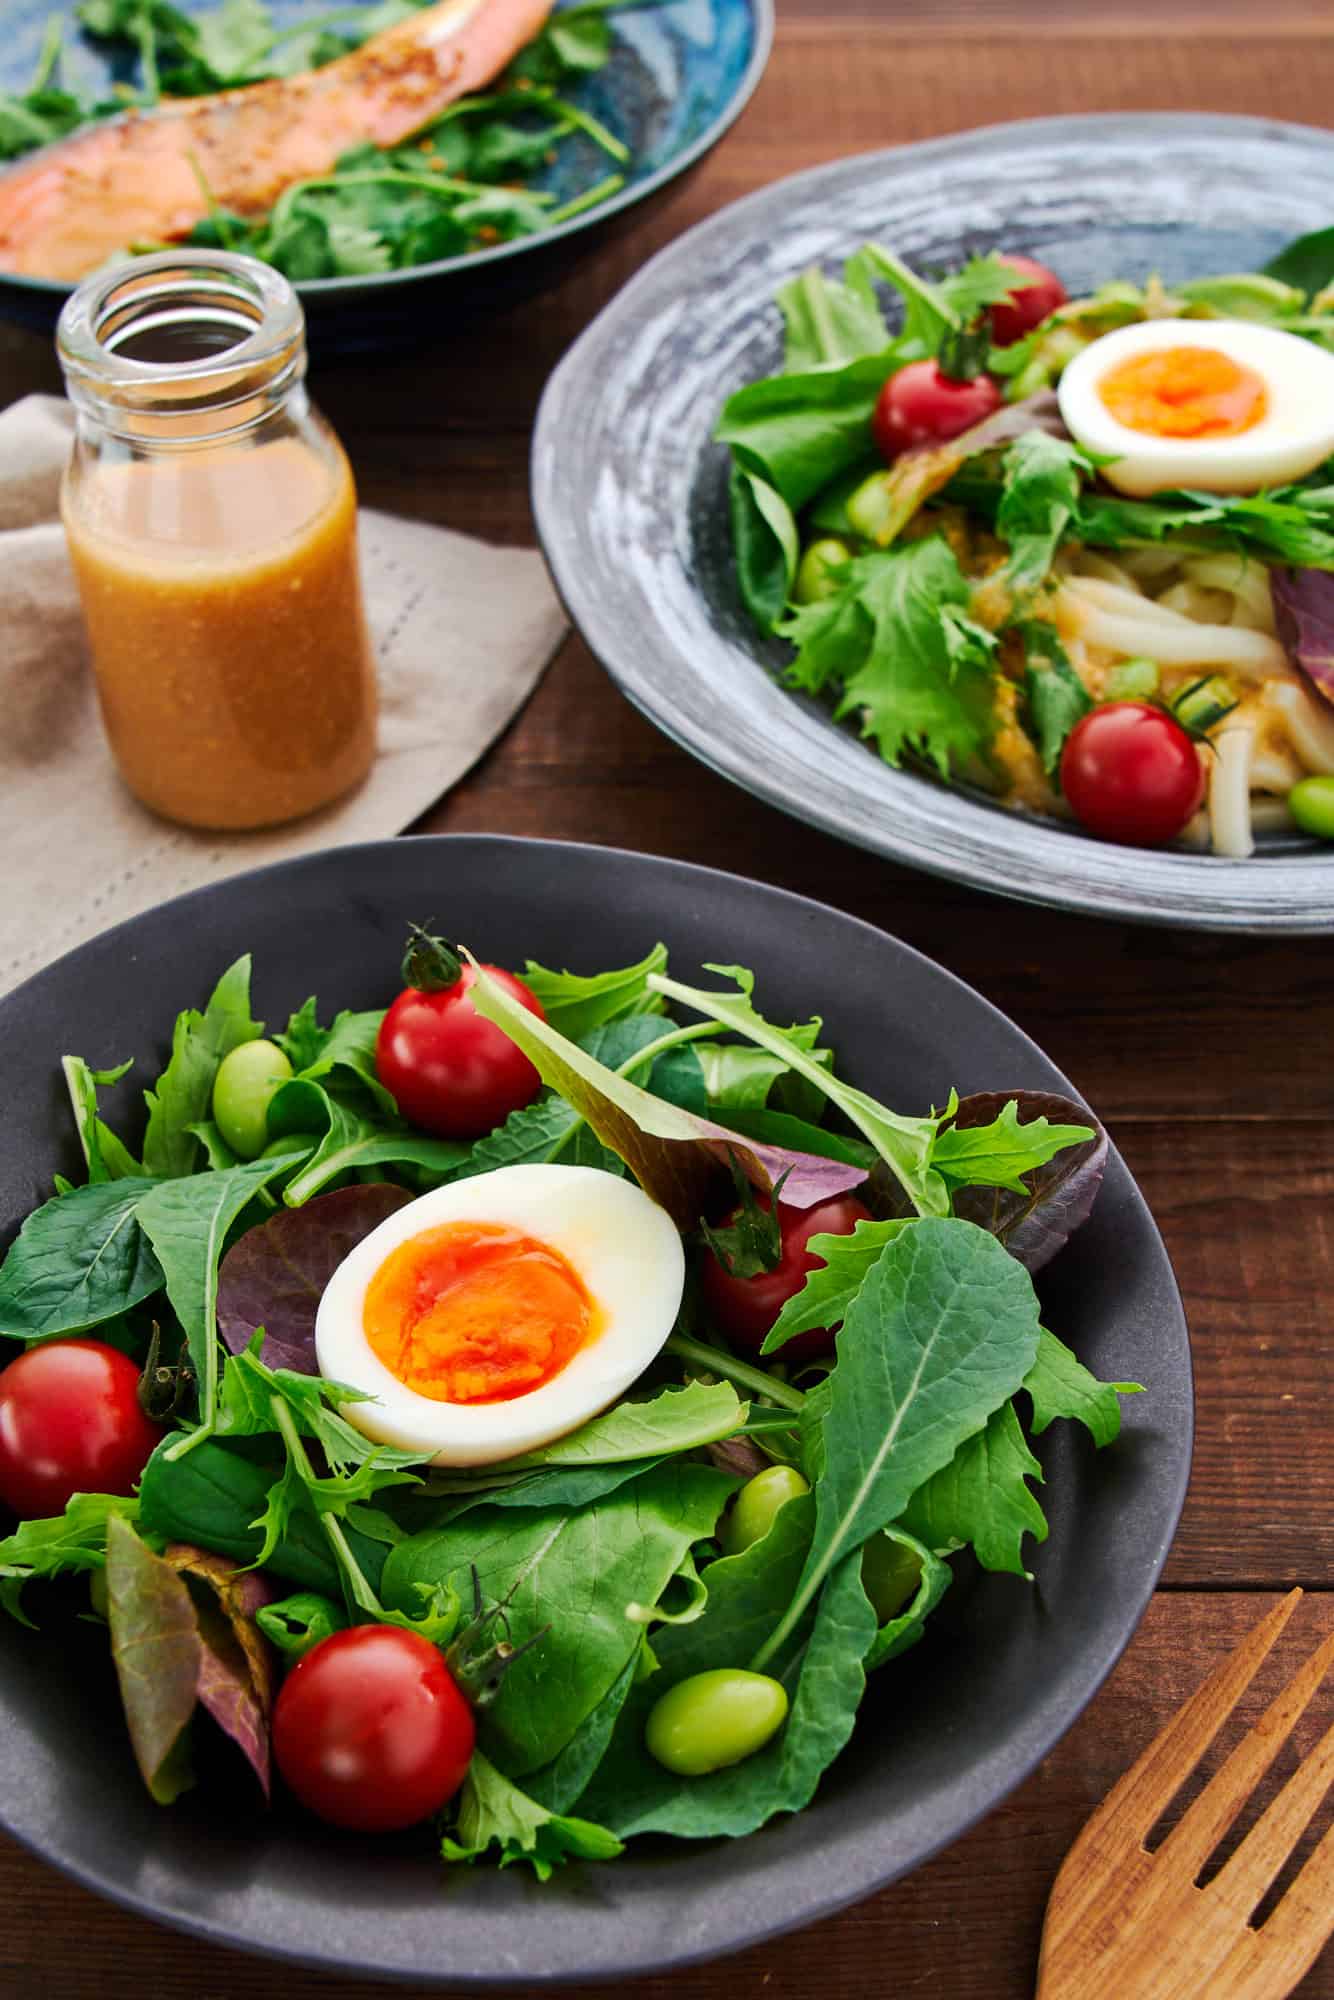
[
  {"xmin": 1181, "ymin": 555, "xmax": 1276, "ymax": 630},
  {"xmin": 1250, "ymin": 745, "xmax": 1304, "ymax": 793},
  {"xmin": 1263, "ymin": 680, "xmax": 1334, "ymax": 775},
  {"xmin": 1209, "ymin": 718, "xmax": 1258, "ymax": 859},
  {"xmin": 1057, "ymin": 578, "xmax": 1291, "ymax": 678}
]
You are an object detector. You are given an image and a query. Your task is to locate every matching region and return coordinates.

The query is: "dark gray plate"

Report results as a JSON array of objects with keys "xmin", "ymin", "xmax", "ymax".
[
  {"xmin": 532, "ymin": 114, "xmax": 1334, "ymax": 932},
  {"xmin": 0, "ymin": 836, "xmax": 1191, "ymax": 1982},
  {"xmin": 0, "ymin": 0, "xmax": 772, "ymax": 349}
]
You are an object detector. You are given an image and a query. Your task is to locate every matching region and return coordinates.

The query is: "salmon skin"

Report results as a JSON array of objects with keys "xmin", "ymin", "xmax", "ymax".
[{"xmin": 0, "ymin": 0, "xmax": 556, "ymax": 280}]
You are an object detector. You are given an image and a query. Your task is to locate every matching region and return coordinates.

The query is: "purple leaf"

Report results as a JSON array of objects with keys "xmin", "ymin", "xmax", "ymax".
[
  {"xmin": 947, "ymin": 1091, "xmax": 1107, "ymax": 1272},
  {"xmin": 695, "ymin": 1116, "xmax": 868, "ymax": 1210},
  {"xmin": 1272, "ymin": 567, "xmax": 1334, "ymax": 707},
  {"xmin": 217, "ymin": 1183, "xmax": 415, "ymax": 1374},
  {"xmin": 164, "ymin": 1544, "xmax": 277, "ymax": 1800}
]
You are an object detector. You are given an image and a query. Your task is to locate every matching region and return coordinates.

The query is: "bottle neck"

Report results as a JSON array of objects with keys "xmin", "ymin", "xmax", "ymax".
[{"xmin": 57, "ymin": 251, "xmax": 308, "ymax": 451}]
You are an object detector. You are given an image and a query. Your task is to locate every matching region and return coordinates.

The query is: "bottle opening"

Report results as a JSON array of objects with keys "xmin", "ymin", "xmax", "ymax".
[{"xmin": 57, "ymin": 251, "xmax": 305, "ymax": 436}]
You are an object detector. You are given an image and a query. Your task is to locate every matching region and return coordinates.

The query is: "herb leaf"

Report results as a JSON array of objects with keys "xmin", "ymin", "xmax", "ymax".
[
  {"xmin": 142, "ymin": 957, "xmax": 262, "ymax": 1180},
  {"xmin": 442, "ymin": 1751, "xmax": 623, "ymax": 1879}
]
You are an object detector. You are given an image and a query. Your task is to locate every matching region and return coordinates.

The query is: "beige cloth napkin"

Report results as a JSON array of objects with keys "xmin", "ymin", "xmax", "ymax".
[{"xmin": 1, "ymin": 394, "xmax": 567, "ymax": 998}]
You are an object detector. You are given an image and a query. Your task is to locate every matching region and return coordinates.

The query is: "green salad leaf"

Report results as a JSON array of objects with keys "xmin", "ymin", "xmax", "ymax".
[
  {"xmin": 442, "ymin": 1751, "xmax": 624, "ymax": 1879},
  {"xmin": 494, "ymin": 1380, "xmax": 747, "ymax": 1470},
  {"xmin": 753, "ymin": 1218, "xmax": 1042, "ymax": 1669},
  {"xmin": 995, "ymin": 432, "xmax": 1091, "ymax": 597},
  {"xmin": 776, "ymin": 262, "xmax": 892, "ymax": 371},
  {"xmin": 1024, "ymin": 1327, "xmax": 1142, "ymax": 1447},
  {"xmin": 897, "ymin": 1397, "xmax": 1047, "ymax": 1577},
  {"xmin": 382, "ymin": 1461, "xmax": 736, "ymax": 1776},
  {"xmin": 0, "ymin": 1177, "xmax": 164, "ymax": 1343},
  {"xmin": 715, "ymin": 352, "xmax": 904, "ymax": 513},
  {"xmin": 729, "ymin": 465, "xmax": 801, "ymax": 631},
  {"xmin": 776, "ymin": 538, "xmax": 998, "ymax": 777},
  {"xmin": 0, "ymin": 1493, "xmax": 139, "ymax": 1621},
  {"xmin": 519, "ymin": 943, "xmax": 668, "ymax": 1038},
  {"xmin": 141, "ymin": 957, "xmax": 262, "ymax": 1180},
  {"xmin": 1020, "ymin": 623, "xmax": 1093, "ymax": 774}
]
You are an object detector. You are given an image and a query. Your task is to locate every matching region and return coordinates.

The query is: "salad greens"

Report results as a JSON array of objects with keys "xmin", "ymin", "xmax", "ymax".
[
  {"xmin": 0, "ymin": 941, "xmax": 1139, "ymax": 1875},
  {"xmin": 717, "ymin": 228, "xmax": 1334, "ymax": 808},
  {"xmin": 0, "ymin": 0, "xmax": 646, "ymax": 277}
]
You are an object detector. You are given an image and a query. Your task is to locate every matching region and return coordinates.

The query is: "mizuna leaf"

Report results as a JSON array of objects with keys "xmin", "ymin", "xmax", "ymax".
[
  {"xmin": 442, "ymin": 1751, "xmax": 623, "ymax": 1880},
  {"xmin": 0, "ymin": 1492, "xmax": 139, "ymax": 1623},
  {"xmin": 944, "ymin": 1091, "xmax": 1108, "ymax": 1272},
  {"xmin": 463, "ymin": 959, "xmax": 867, "ymax": 1229},
  {"xmin": 519, "ymin": 944, "xmax": 669, "ymax": 1039},
  {"xmin": 752, "ymin": 1218, "xmax": 1042, "ymax": 1670},
  {"xmin": 897, "ymin": 1399, "xmax": 1048, "ymax": 1577},
  {"xmin": 1023, "ymin": 1326, "xmax": 1142, "ymax": 1448}
]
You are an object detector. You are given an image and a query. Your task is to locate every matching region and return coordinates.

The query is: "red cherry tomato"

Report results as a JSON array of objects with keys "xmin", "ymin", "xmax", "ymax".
[
  {"xmin": 0, "ymin": 1339, "xmax": 162, "ymax": 1520},
  {"xmin": 872, "ymin": 360, "xmax": 1002, "ymax": 461},
  {"xmin": 273, "ymin": 1625, "xmax": 475, "ymax": 1832},
  {"xmin": 376, "ymin": 961, "xmax": 544, "ymax": 1140},
  {"xmin": 987, "ymin": 254, "xmax": 1069, "ymax": 347},
  {"xmin": 699, "ymin": 1192, "xmax": 874, "ymax": 1363},
  {"xmin": 1060, "ymin": 702, "xmax": 1206, "ymax": 846}
]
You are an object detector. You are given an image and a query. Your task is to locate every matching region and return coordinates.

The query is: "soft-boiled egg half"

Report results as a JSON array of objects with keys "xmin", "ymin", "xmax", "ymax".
[
  {"xmin": 1057, "ymin": 318, "xmax": 1334, "ymax": 497},
  {"xmin": 314, "ymin": 1164, "xmax": 685, "ymax": 1466}
]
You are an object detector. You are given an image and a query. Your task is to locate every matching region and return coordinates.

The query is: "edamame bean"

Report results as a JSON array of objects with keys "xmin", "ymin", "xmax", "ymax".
[
  {"xmin": 211, "ymin": 1039, "xmax": 294, "ymax": 1159},
  {"xmin": 1289, "ymin": 775, "xmax": 1334, "ymax": 841},
  {"xmin": 645, "ymin": 1669, "xmax": 789, "ymax": 1777},
  {"xmin": 861, "ymin": 1532, "xmax": 923, "ymax": 1624},
  {"xmin": 793, "ymin": 537, "xmax": 852, "ymax": 605},
  {"xmin": 719, "ymin": 1464, "xmax": 810, "ymax": 1557}
]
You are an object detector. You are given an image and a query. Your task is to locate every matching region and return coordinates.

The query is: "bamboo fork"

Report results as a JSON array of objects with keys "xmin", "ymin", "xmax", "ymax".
[{"xmin": 1036, "ymin": 1589, "xmax": 1334, "ymax": 2000}]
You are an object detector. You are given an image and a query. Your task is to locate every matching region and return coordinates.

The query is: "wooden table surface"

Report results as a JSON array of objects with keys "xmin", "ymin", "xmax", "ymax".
[{"xmin": 3, "ymin": 0, "xmax": 1334, "ymax": 1993}]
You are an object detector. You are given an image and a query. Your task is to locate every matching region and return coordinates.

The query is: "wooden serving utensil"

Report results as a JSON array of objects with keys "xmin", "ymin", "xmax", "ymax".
[{"xmin": 1036, "ymin": 1590, "xmax": 1334, "ymax": 1999}]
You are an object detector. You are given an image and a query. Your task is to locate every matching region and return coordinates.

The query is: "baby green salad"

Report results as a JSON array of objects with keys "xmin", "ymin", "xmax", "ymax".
[{"xmin": 0, "ymin": 932, "xmax": 1138, "ymax": 1874}]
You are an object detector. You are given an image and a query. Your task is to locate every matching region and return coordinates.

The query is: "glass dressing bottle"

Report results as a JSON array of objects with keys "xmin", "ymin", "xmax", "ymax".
[{"xmin": 57, "ymin": 251, "xmax": 377, "ymax": 832}]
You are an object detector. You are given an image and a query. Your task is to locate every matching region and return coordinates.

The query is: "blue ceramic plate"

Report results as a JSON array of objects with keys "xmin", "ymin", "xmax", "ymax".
[
  {"xmin": 0, "ymin": 0, "xmax": 772, "ymax": 344},
  {"xmin": 0, "ymin": 836, "xmax": 1190, "ymax": 1982},
  {"xmin": 532, "ymin": 115, "xmax": 1334, "ymax": 932}
]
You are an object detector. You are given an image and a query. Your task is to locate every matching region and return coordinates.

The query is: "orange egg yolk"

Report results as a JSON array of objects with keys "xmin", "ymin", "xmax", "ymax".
[
  {"xmin": 1098, "ymin": 345, "xmax": 1268, "ymax": 440},
  {"xmin": 363, "ymin": 1222, "xmax": 600, "ymax": 1406}
]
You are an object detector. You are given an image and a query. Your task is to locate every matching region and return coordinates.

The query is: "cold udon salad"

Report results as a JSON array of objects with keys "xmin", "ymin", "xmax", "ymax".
[{"xmin": 718, "ymin": 233, "xmax": 1334, "ymax": 856}]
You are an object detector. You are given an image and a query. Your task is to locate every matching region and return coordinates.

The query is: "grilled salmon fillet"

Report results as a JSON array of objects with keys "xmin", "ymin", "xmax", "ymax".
[{"xmin": 0, "ymin": 0, "xmax": 555, "ymax": 280}]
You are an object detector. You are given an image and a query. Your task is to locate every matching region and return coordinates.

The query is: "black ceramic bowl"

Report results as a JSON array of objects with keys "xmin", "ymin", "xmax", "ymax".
[
  {"xmin": 532, "ymin": 114, "xmax": 1334, "ymax": 931},
  {"xmin": 0, "ymin": 0, "xmax": 772, "ymax": 349},
  {"xmin": 0, "ymin": 837, "xmax": 1191, "ymax": 1982}
]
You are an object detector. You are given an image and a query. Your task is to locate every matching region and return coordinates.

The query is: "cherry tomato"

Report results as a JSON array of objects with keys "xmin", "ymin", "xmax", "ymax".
[
  {"xmin": 872, "ymin": 360, "xmax": 1002, "ymax": 461},
  {"xmin": 1060, "ymin": 702, "xmax": 1206, "ymax": 846},
  {"xmin": 375, "ymin": 931, "xmax": 545, "ymax": 1140},
  {"xmin": 699, "ymin": 1192, "xmax": 873, "ymax": 1363},
  {"xmin": 273, "ymin": 1625, "xmax": 475, "ymax": 1832},
  {"xmin": 987, "ymin": 254, "xmax": 1069, "ymax": 347},
  {"xmin": 0, "ymin": 1339, "xmax": 162, "ymax": 1520}
]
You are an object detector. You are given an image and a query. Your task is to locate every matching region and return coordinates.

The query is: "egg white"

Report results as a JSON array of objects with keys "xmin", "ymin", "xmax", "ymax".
[
  {"xmin": 1057, "ymin": 317, "xmax": 1334, "ymax": 497},
  {"xmin": 314, "ymin": 1163, "xmax": 686, "ymax": 1467}
]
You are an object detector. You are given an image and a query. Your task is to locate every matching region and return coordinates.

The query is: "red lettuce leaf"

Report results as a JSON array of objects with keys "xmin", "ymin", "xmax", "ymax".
[
  {"xmin": 1272, "ymin": 567, "xmax": 1334, "ymax": 708},
  {"xmin": 217, "ymin": 1183, "xmax": 415, "ymax": 1373},
  {"xmin": 105, "ymin": 1521, "xmax": 277, "ymax": 1804},
  {"xmin": 946, "ymin": 1091, "xmax": 1108, "ymax": 1272},
  {"xmin": 164, "ymin": 1544, "xmax": 277, "ymax": 1800}
]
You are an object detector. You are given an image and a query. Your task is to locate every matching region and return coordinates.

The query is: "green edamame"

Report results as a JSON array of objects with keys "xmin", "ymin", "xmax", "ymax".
[
  {"xmin": 861, "ymin": 1532, "xmax": 923, "ymax": 1625},
  {"xmin": 1289, "ymin": 775, "xmax": 1334, "ymax": 841},
  {"xmin": 719, "ymin": 1464, "xmax": 810, "ymax": 1557},
  {"xmin": 793, "ymin": 537, "xmax": 852, "ymax": 605},
  {"xmin": 211, "ymin": 1039, "xmax": 294, "ymax": 1159},
  {"xmin": 645, "ymin": 1669, "xmax": 789, "ymax": 1777}
]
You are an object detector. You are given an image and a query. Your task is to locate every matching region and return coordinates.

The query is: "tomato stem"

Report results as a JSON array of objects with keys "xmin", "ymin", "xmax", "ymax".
[{"xmin": 400, "ymin": 921, "xmax": 463, "ymax": 993}]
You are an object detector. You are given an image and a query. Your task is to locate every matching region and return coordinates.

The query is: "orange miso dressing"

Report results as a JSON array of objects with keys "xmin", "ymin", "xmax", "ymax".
[
  {"xmin": 363, "ymin": 1222, "xmax": 603, "ymax": 1406},
  {"xmin": 1098, "ymin": 345, "xmax": 1268, "ymax": 441},
  {"xmin": 61, "ymin": 433, "xmax": 376, "ymax": 830}
]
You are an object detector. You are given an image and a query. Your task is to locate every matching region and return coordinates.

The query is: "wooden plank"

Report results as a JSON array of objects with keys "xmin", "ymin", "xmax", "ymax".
[{"xmin": 0, "ymin": 1591, "xmax": 1328, "ymax": 1998}]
